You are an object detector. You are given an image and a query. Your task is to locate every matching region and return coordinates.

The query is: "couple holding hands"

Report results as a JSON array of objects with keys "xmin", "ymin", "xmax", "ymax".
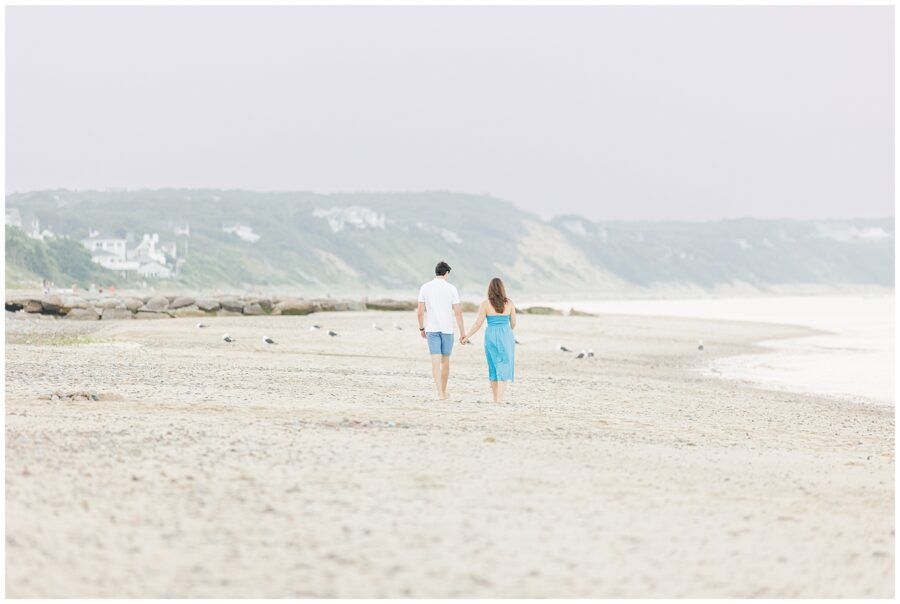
[{"xmin": 416, "ymin": 261, "xmax": 517, "ymax": 404}]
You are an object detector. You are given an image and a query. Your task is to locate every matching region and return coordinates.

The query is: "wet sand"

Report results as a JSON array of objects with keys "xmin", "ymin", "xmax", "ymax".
[{"xmin": 5, "ymin": 310, "xmax": 894, "ymax": 597}]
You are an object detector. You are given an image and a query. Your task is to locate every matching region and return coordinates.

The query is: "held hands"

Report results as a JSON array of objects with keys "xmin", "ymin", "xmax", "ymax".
[{"xmin": 460, "ymin": 335, "xmax": 469, "ymax": 345}]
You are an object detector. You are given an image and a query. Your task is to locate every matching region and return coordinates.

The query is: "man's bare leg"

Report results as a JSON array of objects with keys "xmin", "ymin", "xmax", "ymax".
[
  {"xmin": 440, "ymin": 356, "xmax": 450, "ymax": 399},
  {"xmin": 431, "ymin": 355, "xmax": 444, "ymax": 399}
]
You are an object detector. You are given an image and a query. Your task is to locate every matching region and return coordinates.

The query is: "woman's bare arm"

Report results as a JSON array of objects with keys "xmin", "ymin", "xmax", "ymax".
[{"xmin": 509, "ymin": 301, "xmax": 517, "ymax": 330}]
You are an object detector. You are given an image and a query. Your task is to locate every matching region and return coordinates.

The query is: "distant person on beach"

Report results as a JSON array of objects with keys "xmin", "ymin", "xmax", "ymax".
[
  {"xmin": 417, "ymin": 261, "xmax": 465, "ymax": 400},
  {"xmin": 462, "ymin": 277, "xmax": 517, "ymax": 404}
]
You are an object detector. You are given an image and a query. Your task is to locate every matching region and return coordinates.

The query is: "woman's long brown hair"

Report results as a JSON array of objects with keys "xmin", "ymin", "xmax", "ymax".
[{"xmin": 487, "ymin": 278, "xmax": 508, "ymax": 313}]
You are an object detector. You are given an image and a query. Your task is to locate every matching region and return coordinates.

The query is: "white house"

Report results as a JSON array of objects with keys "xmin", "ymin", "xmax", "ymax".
[
  {"xmin": 137, "ymin": 261, "xmax": 172, "ymax": 279},
  {"xmin": 130, "ymin": 233, "xmax": 167, "ymax": 265},
  {"xmin": 5, "ymin": 208, "xmax": 22, "ymax": 229},
  {"xmin": 83, "ymin": 234, "xmax": 128, "ymax": 259},
  {"xmin": 222, "ymin": 222, "xmax": 261, "ymax": 243}
]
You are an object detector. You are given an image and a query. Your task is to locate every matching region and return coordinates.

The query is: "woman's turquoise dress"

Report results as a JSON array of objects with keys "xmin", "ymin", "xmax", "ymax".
[{"xmin": 484, "ymin": 314, "xmax": 515, "ymax": 382}]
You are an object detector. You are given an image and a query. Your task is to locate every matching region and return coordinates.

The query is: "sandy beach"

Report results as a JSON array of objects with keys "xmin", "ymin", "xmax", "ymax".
[{"xmin": 5, "ymin": 309, "xmax": 894, "ymax": 597}]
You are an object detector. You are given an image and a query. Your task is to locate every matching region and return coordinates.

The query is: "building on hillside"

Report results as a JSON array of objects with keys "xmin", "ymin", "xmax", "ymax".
[
  {"xmin": 130, "ymin": 233, "xmax": 167, "ymax": 265},
  {"xmin": 222, "ymin": 222, "xmax": 261, "ymax": 243},
  {"xmin": 6, "ymin": 208, "xmax": 22, "ymax": 229},
  {"xmin": 137, "ymin": 261, "xmax": 172, "ymax": 279},
  {"xmin": 174, "ymin": 222, "xmax": 191, "ymax": 237}
]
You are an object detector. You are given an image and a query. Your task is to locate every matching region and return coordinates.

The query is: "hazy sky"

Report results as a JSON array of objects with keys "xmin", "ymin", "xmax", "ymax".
[{"xmin": 6, "ymin": 6, "xmax": 894, "ymax": 220}]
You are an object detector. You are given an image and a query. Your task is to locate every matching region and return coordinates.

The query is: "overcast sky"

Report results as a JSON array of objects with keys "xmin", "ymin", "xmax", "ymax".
[{"xmin": 5, "ymin": 6, "xmax": 894, "ymax": 220}]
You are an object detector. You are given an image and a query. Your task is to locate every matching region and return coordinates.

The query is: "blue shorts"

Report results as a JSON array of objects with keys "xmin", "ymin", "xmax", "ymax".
[{"xmin": 426, "ymin": 332, "xmax": 454, "ymax": 356}]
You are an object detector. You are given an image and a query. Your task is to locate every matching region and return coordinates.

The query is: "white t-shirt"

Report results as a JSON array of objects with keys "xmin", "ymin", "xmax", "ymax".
[{"xmin": 418, "ymin": 278, "xmax": 460, "ymax": 334}]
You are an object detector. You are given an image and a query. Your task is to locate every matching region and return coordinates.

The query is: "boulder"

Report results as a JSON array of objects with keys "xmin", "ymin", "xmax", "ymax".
[
  {"xmin": 101, "ymin": 308, "xmax": 134, "ymax": 320},
  {"xmin": 315, "ymin": 299, "xmax": 366, "ymax": 312},
  {"xmin": 216, "ymin": 309, "xmax": 244, "ymax": 317},
  {"xmin": 276, "ymin": 298, "xmax": 317, "ymax": 315},
  {"xmin": 460, "ymin": 301, "xmax": 479, "ymax": 313},
  {"xmin": 135, "ymin": 310, "xmax": 170, "ymax": 319},
  {"xmin": 366, "ymin": 299, "xmax": 417, "ymax": 311},
  {"xmin": 169, "ymin": 296, "xmax": 195, "ymax": 310},
  {"xmin": 65, "ymin": 307, "xmax": 100, "ymax": 320},
  {"xmin": 97, "ymin": 298, "xmax": 125, "ymax": 310},
  {"xmin": 195, "ymin": 298, "xmax": 221, "ymax": 312},
  {"xmin": 123, "ymin": 298, "xmax": 143, "ymax": 312},
  {"xmin": 242, "ymin": 302, "xmax": 266, "ymax": 316},
  {"xmin": 522, "ymin": 306, "xmax": 563, "ymax": 316},
  {"xmin": 171, "ymin": 305, "xmax": 208, "ymax": 318},
  {"xmin": 4, "ymin": 295, "xmax": 32, "ymax": 312},
  {"xmin": 568, "ymin": 308, "xmax": 596, "ymax": 317},
  {"xmin": 24, "ymin": 300, "xmax": 43, "ymax": 313},
  {"xmin": 219, "ymin": 298, "xmax": 244, "ymax": 313},
  {"xmin": 144, "ymin": 296, "xmax": 169, "ymax": 312},
  {"xmin": 60, "ymin": 296, "xmax": 89, "ymax": 310},
  {"xmin": 247, "ymin": 298, "xmax": 274, "ymax": 313},
  {"xmin": 39, "ymin": 295, "xmax": 70, "ymax": 315}
]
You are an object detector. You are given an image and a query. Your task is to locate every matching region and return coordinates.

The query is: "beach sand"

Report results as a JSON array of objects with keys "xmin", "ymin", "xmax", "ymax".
[{"xmin": 5, "ymin": 310, "xmax": 894, "ymax": 597}]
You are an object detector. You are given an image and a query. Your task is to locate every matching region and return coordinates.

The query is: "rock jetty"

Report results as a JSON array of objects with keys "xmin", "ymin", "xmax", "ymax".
[{"xmin": 5, "ymin": 293, "xmax": 418, "ymax": 321}]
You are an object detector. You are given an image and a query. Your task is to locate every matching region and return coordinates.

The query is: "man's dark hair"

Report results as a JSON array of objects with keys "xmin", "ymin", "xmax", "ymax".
[{"xmin": 435, "ymin": 261, "xmax": 451, "ymax": 276}]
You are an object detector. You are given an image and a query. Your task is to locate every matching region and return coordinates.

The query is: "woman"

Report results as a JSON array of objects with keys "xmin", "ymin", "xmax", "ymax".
[{"xmin": 462, "ymin": 277, "xmax": 517, "ymax": 403}]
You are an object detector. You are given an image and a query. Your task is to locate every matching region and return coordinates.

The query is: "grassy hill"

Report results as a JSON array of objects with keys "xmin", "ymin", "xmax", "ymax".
[
  {"xmin": 5, "ymin": 189, "xmax": 894, "ymax": 295},
  {"xmin": 5, "ymin": 226, "xmax": 120, "ymax": 289}
]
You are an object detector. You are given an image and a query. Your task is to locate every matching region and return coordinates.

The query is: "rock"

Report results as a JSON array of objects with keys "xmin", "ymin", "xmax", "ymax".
[
  {"xmin": 123, "ymin": 298, "xmax": 143, "ymax": 312},
  {"xmin": 60, "ymin": 296, "xmax": 88, "ymax": 310},
  {"xmin": 24, "ymin": 300, "xmax": 43, "ymax": 313},
  {"xmin": 314, "ymin": 299, "xmax": 365, "ymax": 312},
  {"xmin": 522, "ymin": 306, "xmax": 563, "ymax": 316},
  {"xmin": 276, "ymin": 298, "xmax": 317, "ymax": 315},
  {"xmin": 97, "ymin": 298, "xmax": 125, "ymax": 310},
  {"xmin": 65, "ymin": 307, "xmax": 100, "ymax": 320},
  {"xmin": 568, "ymin": 308, "xmax": 596, "ymax": 317},
  {"xmin": 216, "ymin": 309, "xmax": 244, "ymax": 317},
  {"xmin": 195, "ymin": 298, "xmax": 221, "ymax": 312},
  {"xmin": 101, "ymin": 308, "xmax": 134, "ymax": 320},
  {"xmin": 171, "ymin": 305, "xmax": 208, "ymax": 318},
  {"xmin": 247, "ymin": 298, "xmax": 274, "ymax": 313},
  {"xmin": 135, "ymin": 310, "xmax": 170, "ymax": 319},
  {"xmin": 460, "ymin": 301, "xmax": 479, "ymax": 313},
  {"xmin": 218, "ymin": 298, "xmax": 244, "ymax": 313},
  {"xmin": 242, "ymin": 302, "xmax": 266, "ymax": 316},
  {"xmin": 169, "ymin": 296, "xmax": 195, "ymax": 310},
  {"xmin": 365, "ymin": 299, "xmax": 417, "ymax": 311},
  {"xmin": 144, "ymin": 296, "xmax": 169, "ymax": 312},
  {"xmin": 39, "ymin": 295, "xmax": 71, "ymax": 315}
]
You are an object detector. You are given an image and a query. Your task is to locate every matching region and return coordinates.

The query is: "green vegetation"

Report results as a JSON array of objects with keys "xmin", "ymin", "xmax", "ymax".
[
  {"xmin": 5, "ymin": 189, "xmax": 894, "ymax": 293},
  {"xmin": 5, "ymin": 226, "xmax": 120, "ymax": 289}
]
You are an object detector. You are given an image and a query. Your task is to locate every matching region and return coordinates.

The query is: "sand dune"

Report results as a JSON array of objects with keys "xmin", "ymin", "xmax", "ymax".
[{"xmin": 5, "ymin": 311, "xmax": 894, "ymax": 597}]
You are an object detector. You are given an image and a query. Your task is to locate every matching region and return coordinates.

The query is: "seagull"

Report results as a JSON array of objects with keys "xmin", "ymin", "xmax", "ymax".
[
  {"xmin": 576, "ymin": 350, "xmax": 586, "ymax": 359},
  {"xmin": 262, "ymin": 336, "xmax": 276, "ymax": 344},
  {"xmin": 196, "ymin": 322, "xmax": 208, "ymax": 329},
  {"xmin": 698, "ymin": 340, "xmax": 704, "ymax": 351},
  {"xmin": 557, "ymin": 343, "xmax": 572, "ymax": 352},
  {"xmin": 372, "ymin": 323, "xmax": 384, "ymax": 331},
  {"xmin": 309, "ymin": 325, "xmax": 321, "ymax": 331},
  {"xmin": 393, "ymin": 322, "xmax": 403, "ymax": 331},
  {"xmin": 586, "ymin": 349, "xmax": 595, "ymax": 358},
  {"xmin": 515, "ymin": 338, "xmax": 522, "ymax": 345},
  {"xmin": 222, "ymin": 334, "xmax": 235, "ymax": 343},
  {"xmin": 327, "ymin": 330, "xmax": 338, "ymax": 337}
]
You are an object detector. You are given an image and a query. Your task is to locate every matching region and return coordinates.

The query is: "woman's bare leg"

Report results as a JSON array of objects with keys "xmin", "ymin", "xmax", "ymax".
[
  {"xmin": 490, "ymin": 381, "xmax": 498, "ymax": 403},
  {"xmin": 496, "ymin": 380, "xmax": 508, "ymax": 403}
]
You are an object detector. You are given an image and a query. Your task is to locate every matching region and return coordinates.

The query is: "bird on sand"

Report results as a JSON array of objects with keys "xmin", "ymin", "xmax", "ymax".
[
  {"xmin": 309, "ymin": 325, "xmax": 322, "ymax": 331},
  {"xmin": 262, "ymin": 336, "xmax": 276, "ymax": 344},
  {"xmin": 576, "ymin": 350, "xmax": 586, "ymax": 359},
  {"xmin": 698, "ymin": 340, "xmax": 704, "ymax": 351},
  {"xmin": 393, "ymin": 322, "xmax": 403, "ymax": 331},
  {"xmin": 587, "ymin": 349, "xmax": 595, "ymax": 358},
  {"xmin": 327, "ymin": 330, "xmax": 339, "ymax": 337},
  {"xmin": 196, "ymin": 322, "xmax": 208, "ymax": 329},
  {"xmin": 557, "ymin": 343, "xmax": 572, "ymax": 352},
  {"xmin": 372, "ymin": 323, "xmax": 384, "ymax": 331},
  {"xmin": 222, "ymin": 334, "xmax": 236, "ymax": 343}
]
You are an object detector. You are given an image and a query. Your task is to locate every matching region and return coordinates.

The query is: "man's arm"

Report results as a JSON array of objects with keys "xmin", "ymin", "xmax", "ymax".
[
  {"xmin": 417, "ymin": 301, "xmax": 427, "ymax": 338},
  {"xmin": 453, "ymin": 303, "xmax": 465, "ymax": 342}
]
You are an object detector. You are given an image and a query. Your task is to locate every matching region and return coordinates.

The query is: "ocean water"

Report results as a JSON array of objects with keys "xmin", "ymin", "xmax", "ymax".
[{"xmin": 537, "ymin": 295, "xmax": 894, "ymax": 405}]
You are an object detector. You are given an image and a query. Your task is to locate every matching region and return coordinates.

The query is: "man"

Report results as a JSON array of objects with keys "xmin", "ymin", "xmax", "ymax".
[{"xmin": 417, "ymin": 260, "xmax": 465, "ymax": 400}]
